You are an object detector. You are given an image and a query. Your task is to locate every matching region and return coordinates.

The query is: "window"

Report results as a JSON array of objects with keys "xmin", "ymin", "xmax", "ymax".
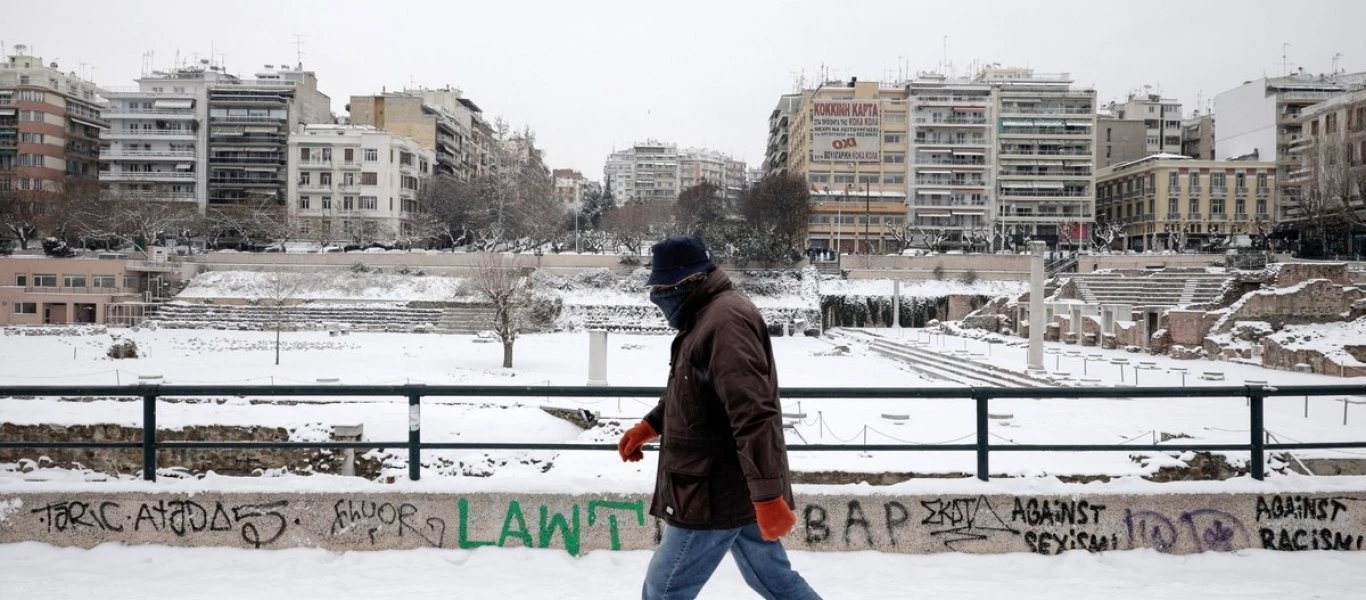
[
  {"xmin": 1168, "ymin": 172, "xmax": 1178, "ymax": 189},
  {"xmin": 321, "ymin": 195, "xmax": 332, "ymax": 210},
  {"xmin": 19, "ymin": 132, "xmax": 44, "ymax": 143},
  {"xmin": 92, "ymin": 275, "xmax": 116, "ymax": 288},
  {"xmin": 809, "ymin": 174, "xmax": 830, "ymax": 183},
  {"xmin": 1211, "ymin": 197, "xmax": 1225, "ymax": 215},
  {"xmin": 1257, "ymin": 173, "xmax": 1268, "ymax": 190},
  {"xmin": 19, "ymin": 90, "xmax": 44, "ymax": 102},
  {"xmin": 364, "ymin": 149, "xmax": 378, "ymax": 162},
  {"xmin": 361, "ymin": 172, "xmax": 378, "ymax": 185},
  {"xmin": 1235, "ymin": 173, "xmax": 1246, "ymax": 189},
  {"xmin": 1189, "ymin": 172, "xmax": 1199, "ymax": 188},
  {"xmin": 1188, "ymin": 198, "xmax": 1199, "ymax": 216},
  {"xmin": 124, "ymin": 276, "xmax": 138, "ymax": 290},
  {"xmin": 299, "ymin": 196, "xmax": 310, "ymax": 210},
  {"xmin": 344, "ymin": 148, "xmax": 354, "ymax": 163},
  {"xmin": 885, "ymin": 114, "xmax": 906, "ymax": 124},
  {"xmin": 13, "ymin": 302, "xmax": 36, "ymax": 315},
  {"xmin": 1167, "ymin": 198, "xmax": 1178, "ymax": 216},
  {"xmin": 299, "ymin": 172, "xmax": 311, "ymax": 185},
  {"xmin": 1256, "ymin": 199, "xmax": 1267, "ymax": 215},
  {"xmin": 17, "ymin": 154, "xmax": 44, "ymax": 167},
  {"xmin": 883, "ymin": 175, "xmax": 904, "ymax": 184},
  {"xmin": 343, "ymin": 196, "xmax": 355, "ymax": 211},
  {"xmin": 15, "ymin": 274, "xmax": 27, "ymax": 287},
  {"xmin": 361, "ymin": 196, "xmax": 378, "ymax": 210},
  {"xmin": 832, "ymin": 174, "xmax": 855, "ymax": 184},
  {"xmin": 857, "ymin": 175, "xmax": 877, "ymax": 184},
  {"xmin": 321, "ymin": 148, "xmax": 332, "ymax": 161},
  {"xmin": 1211, "ymin": 172, "xmax": 1225, "ymax": 188},
  {"xmin": 63, "ymin": 275, "xmax": 86, "ymax": 288},
  {"xmin": 883, "ymin": 134, "xmax": 903, "ymax": 144},
  {"xmin": 33, "ymin": 274, "xmax": 57, "ymax": 287},
  {"xmin": 343, "ymin": 173, "xmax": 355, "ymax": 186},
  {"xmin": 883, "ymin": 153, "xmax": 905, "ymax": 164},
  {"xmin": 1235, "ymin": 198, "xmax": 1246, "ymax": 215},
  {"xmin": 300, "ymin": 148, "xmax": 312, "ymax": 161},
  {"xmin": 320, "ymin": 172, "xmax": 332, "ymax": 186}
]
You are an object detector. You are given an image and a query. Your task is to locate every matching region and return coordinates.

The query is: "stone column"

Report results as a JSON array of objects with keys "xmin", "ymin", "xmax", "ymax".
[
  {"xmin": 587, "ymin": 329, "xmax": 609, "ymax": 386},
  {"xmin": 1028, "ymin": 241, "xmax": 1047, "ymax": 370}
]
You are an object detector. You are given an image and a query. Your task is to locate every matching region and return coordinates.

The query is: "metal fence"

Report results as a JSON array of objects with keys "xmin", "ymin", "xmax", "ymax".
[{"xmin": 3, "ymin": 383, "xmax": 1365, "ymax": 482}]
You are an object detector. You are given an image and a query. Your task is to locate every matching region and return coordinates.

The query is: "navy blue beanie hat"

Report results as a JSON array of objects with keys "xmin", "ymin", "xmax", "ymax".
[{"xmin": 647, "ymin": 235, "xmax": 716, "ymax": 286}]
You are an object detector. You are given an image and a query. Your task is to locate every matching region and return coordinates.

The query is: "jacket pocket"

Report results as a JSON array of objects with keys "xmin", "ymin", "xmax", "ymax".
[{"xmin": 660, "ymin": 447, "xmax": 713, "ymax": 523}]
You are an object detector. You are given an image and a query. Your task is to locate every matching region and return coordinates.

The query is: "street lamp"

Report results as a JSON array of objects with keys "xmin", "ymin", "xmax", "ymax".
[
  {"xmin": 822, "ymin": 185, "xmax": 831, "ymax": 258},
  {"xmin": 864, "ymin": 181, "xmax": 871, "ymax": 254}
]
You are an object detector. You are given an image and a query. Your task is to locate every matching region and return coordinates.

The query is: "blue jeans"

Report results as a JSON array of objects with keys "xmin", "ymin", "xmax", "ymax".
[{"xmin": 642, "ymin": 523, "xmax": 823, "ymax": 600}]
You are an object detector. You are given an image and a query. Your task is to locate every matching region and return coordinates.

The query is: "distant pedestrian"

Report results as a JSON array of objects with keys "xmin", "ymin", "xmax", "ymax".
[{"xmin": 618, "ymin": 235, "xmax": 822, "ymax": 600}]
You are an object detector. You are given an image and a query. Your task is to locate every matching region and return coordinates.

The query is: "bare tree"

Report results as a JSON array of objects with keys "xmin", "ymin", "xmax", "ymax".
[
  {"xmin": 602, "ymin": 200, "xmax": 669, "ymax": 260},
  {"xmin": 1297, "ymin": 136, "xmax": 1356, "ymax": 256},
  {"xmin": 915, "ymin": 226, "xmax": 952, "ymax": 253},
  {"xmin": 0, "ymin": 185, "xmax": 47, "ymax": 250},
  {"xmin": 260, "ymin": 272, "xmax": 305, "ymax": 365},
  {"xmin": 468, "ymin": 252, "xmax": 534, "ymax": 368},
  {"xmin": 964, "ymin": 225, "xmax": 1000, "ymax": 253},
  {"xmin": 1092, "ymin": 218, "xmax": 1129, "ymax": 252}
]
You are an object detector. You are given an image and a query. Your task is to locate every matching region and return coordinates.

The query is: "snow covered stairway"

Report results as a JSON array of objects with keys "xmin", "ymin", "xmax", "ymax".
[
  {"xmin": 437, "ymin": 304, "xmax": 497, "ymax": 333},
  {"xmin": 827, "ymin": 329, "xmax": 1047, "ymax": 388}
]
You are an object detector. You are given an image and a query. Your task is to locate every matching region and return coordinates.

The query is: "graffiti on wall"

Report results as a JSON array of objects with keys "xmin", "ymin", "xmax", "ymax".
[
  {"xmin": 1254, "ymin": 495, "xmax": 1366, "ymax": 551},
  {"xmin": 30, "ymin": 499, "xmax": 291, "ymax": 548}
]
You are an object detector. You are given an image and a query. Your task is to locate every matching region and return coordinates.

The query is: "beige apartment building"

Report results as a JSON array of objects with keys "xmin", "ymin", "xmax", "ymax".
[
  {"xmin": 1290, "ymin": 88, "xmax": 1366, "ymax": 256},
  {"xmin": 1095, "ymin": 116, "xmax": 1147, "ymax": 168},
  {"xmin": 348, "ymin": 89, "xmax": 495, "ymax": 181},
  {"xmin": 1095, "ymin": 155, "xmax": 1276, "ymax": 251},
  {"xmin": 0, "ymin": 255, "xmax": 183, "ymax": 326},
  {"xmin": 0, "ymin": 45, "xmax": 107, "ymax": 194},
  {"xmin": 788, "ymin": 79, "xmax": 909, "ymax": 254}
]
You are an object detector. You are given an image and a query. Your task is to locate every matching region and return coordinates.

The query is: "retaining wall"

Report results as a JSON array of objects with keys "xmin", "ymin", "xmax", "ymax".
[{"xmin": 2, "ymin": 490, "xmax": 1363, "ymax": 556}]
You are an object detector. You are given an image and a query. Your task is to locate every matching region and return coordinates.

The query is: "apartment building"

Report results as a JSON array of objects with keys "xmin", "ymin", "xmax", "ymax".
[
  {"xmin": 1215, "ymin": 69, "xmax": 1366, "ymax": 219},
  {"xmin": 1095, "ymin": 155, "xmax": 1276, "ymax": 251},
  {"xmin": 1103, "ymin": 92, "xmax": 1183, "ymax": 155},
  {"xmin": 603, "ymin": 141, "xmax": 680, "ymax": 204},
  {"xmin": 1181, "ymin": 113, "xmax": 1216, "ymax": 160},
  {"xmin": 286, "ymin": 125, "xmax": 434, "ymax": 244},
  {"xmin": 763, "ymin": 94, "xmax": 801, "ymax": 177},
  {"xmin": 1095, "ymin": 116, "xmax": 1147, "ymax": 168},
  {"xmin": 348, "ymin": 88, "xmax": 494, "ymax": 181},
  {"xmin": 553, "ymin": 169, "xmax": 587, "ymax": 205},
  {"xmin": 1288, "ymin": 88, "xmax": 1366, "ymax": 255},
  {"xmin": 788, "ymin": 79, "xmax": 909, "ymax": 254},
  {"xmin": 0, "ymin": 45, "xmax": 107, "ymax": 193},
  {"xmin": 102, "ymin": 62, "xmax": 332, "ymax": 212},
  {"xmin": 679, "ymin": 147, "xmax": 747, "ymax": 203}
]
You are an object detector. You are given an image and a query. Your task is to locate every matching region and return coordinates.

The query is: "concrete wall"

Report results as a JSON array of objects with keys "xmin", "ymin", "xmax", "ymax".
[
  {"xmin": 186, "ymin": 251, "xmax": 647, "ymax": 278},
  {"xmin": 840, "ymin": 254, "xmax": 1032, "ymax": 282},
  {"xmin": 1078, "ymin": 254, "xmax": 1227, "ymax": 272},
  {"xmin": 3, "ymin": 490, "xmax": 1364, "ymax": 555}
]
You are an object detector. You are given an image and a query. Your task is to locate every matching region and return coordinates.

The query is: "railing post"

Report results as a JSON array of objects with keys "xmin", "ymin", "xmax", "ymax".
[
  {"xmin": 1249, "ymin": 387, "xmax": 1266, "ymax": 481},
  {"xmin": 408, "ymin": 387, "xmax": 423, "ymax": 481},
  {"xmin": 142, "ymin": 391, "xmax": 157, "ymax": 481},
  {"xmin": 974, "ymin": 389, "xmax": 990, "ymax": 481}
]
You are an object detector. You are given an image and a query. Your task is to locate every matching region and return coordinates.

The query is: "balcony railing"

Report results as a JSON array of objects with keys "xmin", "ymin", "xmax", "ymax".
[
  {"xmin": 1188, "ymin": 212, "xmax": 1203, "ymax": 220},
  {"xmin": 100, "ymin": 150, "xmax": 197, "ymax": 160},
  {"xmin": 298, "ymin": 159, "xmax": 334, "ymax": 168},
  {"xmin": 104, "ymin": 129, "xmax": 197, "ymax": 137},
  {"xmin": 105, "ymin": 108, "xmax": 196, "ymax": 118},
  {"xmin": 914, "ymin": 117, "xmax": 989, "ymax": 125},
  {"xmin": 915, "ymin": 158, "xmax": 986, "ymax": 166},
  {"xmin": 915, "ymin": 179, "xmax": 986, "ymax": 187},
  {"xmin": 1209, "ymin": 212, "xmax": 1228, "ymax": 221},
  {"xmin": 915, "ymin": 138, "xmax": 989, "ymax": 146},
  {"xmin": 102, "ymin": 171, "xmax": 197, "ymax": 181},
  {"xmin": 1211, "ymin": 187, "xmax": 1227, "ymax": 197},
  {"xmin": 1165, "ymin": 212, "xmax": 1182, "ymax": 220},
  {"xmin": 998, "ymin": 106, "xmax": 1093, "ymax": 115},
  {"xmin": 1189, "ymin": 185, "xmax": 1202, "ymax": 194},
  {"xmin": 210, "ymin": 115, "xmax": 288, "ymax": 124}
]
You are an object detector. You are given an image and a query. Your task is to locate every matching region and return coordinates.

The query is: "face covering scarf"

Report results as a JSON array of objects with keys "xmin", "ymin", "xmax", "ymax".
[{"xmin": 649, "ymin": 279, "xmax": 704, "ymax": 329}]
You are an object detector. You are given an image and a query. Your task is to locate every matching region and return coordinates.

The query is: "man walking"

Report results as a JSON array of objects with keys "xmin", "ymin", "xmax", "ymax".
[{"xmin": 618, "ymin": 235, "xmax": 823, "ymax": 600}]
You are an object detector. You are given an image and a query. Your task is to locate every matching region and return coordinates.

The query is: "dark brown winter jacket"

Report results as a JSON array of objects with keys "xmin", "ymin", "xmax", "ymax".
[{"xmin": 642, "ymin": 268, "xmax": 796, "ymax": 529}]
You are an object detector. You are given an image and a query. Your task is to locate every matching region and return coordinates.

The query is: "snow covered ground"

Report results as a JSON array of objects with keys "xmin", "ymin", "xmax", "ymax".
[
  {"xmin": 1, "ymin": 326, "xmax": 1363, "ymax": 481},
  {"xmin": 3, "ymin": 542, "xmax": 1363, "ymax": 599}
]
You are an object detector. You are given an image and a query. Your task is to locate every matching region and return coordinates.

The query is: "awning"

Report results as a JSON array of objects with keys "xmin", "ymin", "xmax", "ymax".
[
  {"xmin": 917, "ymin": 170, "xmax": 952, "ymax": 175},
  {"xmin": 953, "ymin": 150, "xmax": 984, "ymax": 156},
  {"xmin": 1034, "ymin": 120, "xmax": 1065, "ymax": 127},
  {"xmin": 70, "ymin": 115, "xmax": 104, "ymax": 128},
  {"xmin": 919, "ymin": 213, "xmax": 951, "ymax": 218},
  {"xmin": 917, "ymin": 190, "xmax": 950, "ymax": 195},
  {"xmin": 175, "ymin": 163, "xmax": 193, "ymax": 170},
  {"xmin": 1065, "ymin": 120, "xmax": 1093, "ymax": 127},
  {"xmin": 244, "ymin": 126, "xmax": 279, "ymax": 133},
  {"xmin": 1002, "ymin": 120, "xmax": 1031, "ymax": 127},
  {"xmin": 0, "ymin": 108, "xmax": 15, "ymax": 116},
  {"xmin": 1035, "ymin": 181, "xmax": 1066, "ymax": 189},
  {"xmin": 154, "ymin": 99, "xmax": 193, "ymax": 109}
]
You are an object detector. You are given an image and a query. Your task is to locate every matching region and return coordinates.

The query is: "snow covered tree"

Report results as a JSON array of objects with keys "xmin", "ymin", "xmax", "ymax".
[{"xmin": 468, "ymin": 252, "xmax": 535, "ymax": 368}]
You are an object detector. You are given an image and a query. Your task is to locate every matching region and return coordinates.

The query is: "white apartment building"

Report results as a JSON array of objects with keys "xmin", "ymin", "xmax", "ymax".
[
  {"xmin": 679, "ymin": 147, "xmax": 747, "ymax": 203},
  {"xmin": 1103, "ymin": 92, "xmax": 1183, "ymax": 155},
  {"xmin": 1215, "ymin": 69, "xmax": 1366, "ymax": 219},
  {"xmin": 553, "ymin": 168, "xmax": 587, "ymax": 205},
  {"xmin": 102, "ymin": 63, "xmax": 332, "ymax": 212},
  {"xmin": 603, "ymin": 140, "xmax": 679, "ymax": 204},
  {"xmin": 900, "ymin": 68, "xmax": 1096, "ymax": 248},
  {"xmin": 286, "ymin": 125, "xmax": 434, "ymax": 244},
  {"xmin": 763, "ymin": 94, "xmax": 802, "ymax": 177}
]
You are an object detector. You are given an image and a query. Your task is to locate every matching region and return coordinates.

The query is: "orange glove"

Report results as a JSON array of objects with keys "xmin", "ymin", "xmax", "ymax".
[
  {"xmin": 617, "ymin": 420, "xmax": 657, "ymax": 462},
  {"xmin": 753, "ymin": 497, "xmax": 796, "ymax": 541}
]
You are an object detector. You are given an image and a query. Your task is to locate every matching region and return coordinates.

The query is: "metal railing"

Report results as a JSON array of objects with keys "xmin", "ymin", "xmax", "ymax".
[{"xmin": 3, "ymin": 384, "xmax": 1365, "ymax": 483}]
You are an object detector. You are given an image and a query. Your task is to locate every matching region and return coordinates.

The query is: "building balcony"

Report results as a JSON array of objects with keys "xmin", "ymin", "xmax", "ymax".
[
  {"xmin": 0, "ymin": 139, "xmax": 19, "ymax": 149},
  {"xmin": 913, "ymin": 95, "xmax": 991, "ymax": 106},
  {"xmin": 1165, "ymin": 212, "xmax": 1182, "ymax": 221},
  {"xmin": 1188, "ymin": 212, "xmax": 1202, "ymax": 220},
  {"xmin": 1189, "ymin": 185, "xmax": 1202, "ymax": 195},
  {"xmin": 297, "ymin": 183, "xmax": 332, "ymax": 193},
  {"xmin": 100, "ymin": 149, "xmax": 197, "ymax": 160},
  {"xmin": 1209, "ymin": 212, "xmax": 1228, "ymax": 222},
  {"xmin": 1257, "ymin": 188, "xmax": 1270, "ymax": 198},
  {"xmin": 102, "ymin": 171, "xmax": 197, "ymax": 182},
  {"xmin": 915, "ymin": 179, "xmax": 986, "ymax": 187},
  {"xmin": 209, "ymin": 115, "xmax": 287, "ymax": 125},
  {"xmin": 998, "ymin": 106, "xmax": 1093, "ymax": 116},
  {"xmin": 1233, "ymin": 213, "xmax": 1250, "ymax": 222},
  {"xmin": 209, "ymin": 156, "xmax": 285, "ymax": 166},
  {"xmin": 914, "ymin": 117, "xmax": 989, "ymax": 126},
  {"xmin": 1257, "ymin": 213, "xmax": 1271, "ymax": 221},
  {"xmin": 209, "ymin": 178, "xmax": 282, "ymax": 187},
  {"xmin": 104, "ymin": 129, "xmax": 197, "ymax": 140},
  {"xmin": 104, "ymin": 108, "xmax": 196, "ymax": 119},
  {"xmin": 1210, "ymin": 187, "xmax": 1227, "ymax": 198},
  {"xmin": 338, "ymin": 161, "xmax": 362, "ymax": 170},
  {"xmin": 914, "ymin": 138, "xmax": 989, "ymax": 147},
  {"xmin": 915, "ymin": 158, "xmax": 986, "ymax": 167},
  {"xmin": 399, "ymin": 188, "xmax": 417, "ymax": 199},
  {"xmin": 298, "ymin": 159, "xmax": 334, "ymax": 169}
]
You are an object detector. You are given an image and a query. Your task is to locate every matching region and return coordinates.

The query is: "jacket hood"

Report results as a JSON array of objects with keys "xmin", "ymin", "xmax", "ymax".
[{"xmin": 676, "ymin": 268, "xmax": 734, "ymax": 331}]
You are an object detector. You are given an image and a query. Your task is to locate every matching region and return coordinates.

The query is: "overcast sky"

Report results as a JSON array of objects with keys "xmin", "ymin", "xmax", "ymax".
[{"xmin": 8, "ymin": 0, "xmax": 1366, "ymax": 178}]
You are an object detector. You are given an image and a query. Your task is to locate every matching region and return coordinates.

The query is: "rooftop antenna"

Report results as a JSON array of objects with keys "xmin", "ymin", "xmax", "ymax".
[
  {"xmin": 1282, "ymin": 42, "xmax": 1291, "ymax": 76},
  {"xmin": 1332, "ymin": 52, "xmax": 1343, "ymax": 75},
  {"xmin": 293, "ymin": 34, "xmax": 307, "ymax": 70}
]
